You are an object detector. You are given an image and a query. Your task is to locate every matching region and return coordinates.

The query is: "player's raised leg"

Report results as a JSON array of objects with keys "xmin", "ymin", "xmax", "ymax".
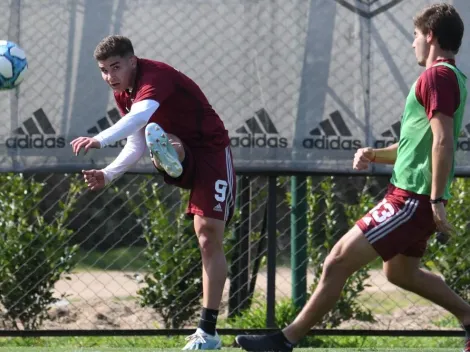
[
  {"xmin": 236, "ymin": 225, "xmax": 378, "ymax": 352},
  {"xmin": 145, "ymin": 122, "xmax": 184, "ymax": 178}
]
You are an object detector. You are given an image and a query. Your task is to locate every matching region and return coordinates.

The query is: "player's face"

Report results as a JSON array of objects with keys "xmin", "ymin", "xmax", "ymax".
[
  {"xmin": 412, "ymin": 28, "xmax": 430, "ymax": 67},
  {"xmin": 98, "ymin": 55, "xmax": 137, "ymax": 92}
]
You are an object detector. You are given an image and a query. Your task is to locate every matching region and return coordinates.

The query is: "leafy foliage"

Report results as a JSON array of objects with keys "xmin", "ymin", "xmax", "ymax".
[
  {"xmin": 424, "ymin": 177, "xmax": 470, "ymax": 301},
  {"xmin": 0, "ymin": 174, "xmax": 81, "ymax": 329},
  {"xmin": 127, "ymin": 179, "xmax": 202, "ymax": 328},
  {"xmin": 226, "ymin": 296, "xmax": 301, "ymax": 329}
]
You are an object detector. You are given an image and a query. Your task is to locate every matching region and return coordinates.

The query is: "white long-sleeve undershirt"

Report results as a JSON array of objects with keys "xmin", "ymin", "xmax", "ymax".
[
  {"xmin": 95, "ymin": 99, "xmax": 159, "ymax": 148},
  {"xmin": 101, "ymin": 128, "xmax": 148, "ymax": 184},
  {"xmin": 96, "ymin": 99, "xmax": 159, "ymax": 183}
]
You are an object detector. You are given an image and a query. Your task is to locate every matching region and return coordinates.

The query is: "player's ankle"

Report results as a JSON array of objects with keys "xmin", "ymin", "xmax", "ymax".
[
  {"xmin": 463, "ymin": 323, "xmax": 470, "ymax": 339},
  {"xmin": 282, "ymin": 326, "xmax": 303, "ymax": 345},
  {"xmin": 198, "ymin": 308, "xmax": 219, "ymax": 336},
  {"xmin": 271, "ymin": 331, "xmax": 295, "ymax": 348}
]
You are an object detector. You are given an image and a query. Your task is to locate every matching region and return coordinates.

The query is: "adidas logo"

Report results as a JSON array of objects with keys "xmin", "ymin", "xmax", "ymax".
[
  {"xmin": 457, "ymin": 122, "xmax": 470, "ymax": 151},
  {"xmin": 213, "ymin": 203, "xmax": 223, "ymax": 212},
  {"xmin": 374, "ymin": 120, "xmax": 470, "ymax": 151},
  {"xmin": 86, "ymin": 108, "xmax": 126, "ymax": 148},
  {"xmin": 6, "ymin": 108, "xmax": 65, "ymax": 149},
  {"xmin": 374, "ymin": 121, "xmax": 401, "ymax": 148},
  {"xmin": 230, "ymin": 108, "xmax": 288, "ymax": 148},
  {"xmin": 303, "ymin": 110, "xmax": 362, "ymax": 150}
]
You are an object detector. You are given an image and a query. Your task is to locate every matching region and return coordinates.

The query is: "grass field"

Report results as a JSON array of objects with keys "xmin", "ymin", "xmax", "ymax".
[
  {"xmin": 0, "ymin": 349, "xmax": 462, "ymax": 352},
  {"xmin": 12, "ymin": 249, "xmax": 465, "ymax": 351},
  {"xmin": 0, "ymin": 336, "xmax": 464, "ymax": 351}
]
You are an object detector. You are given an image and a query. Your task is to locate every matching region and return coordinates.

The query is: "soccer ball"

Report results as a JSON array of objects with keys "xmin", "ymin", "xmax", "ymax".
[{"xmin": 0, "ymin": 40, "xmax": 28, "ymax": 90}]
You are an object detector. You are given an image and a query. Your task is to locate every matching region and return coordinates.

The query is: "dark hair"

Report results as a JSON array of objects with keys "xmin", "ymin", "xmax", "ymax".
[
  {"xmin": 413, "ymin": 3, "xmax": 464, "ymax": 54},
  {"xmin": 94, "ymin": 35, "xmax": 134, "ymax": 61}
]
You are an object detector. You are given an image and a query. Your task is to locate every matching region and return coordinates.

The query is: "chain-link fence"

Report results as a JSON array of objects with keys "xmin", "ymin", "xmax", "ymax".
[
  {"xmin": 2, "ymin": 0, "xmax": 470, "ymax": 174},
  {"xmin": 1, "ymin": 0, "xmax": 470, "ymax": 337},
  {"xmin": 0, "ymin": 172, "xmax": 468, "ymax": 333}
]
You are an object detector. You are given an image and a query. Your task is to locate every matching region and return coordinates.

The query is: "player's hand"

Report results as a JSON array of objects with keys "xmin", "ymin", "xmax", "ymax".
[
  {"xmin": 82, "ymin": 169, "xmax": 106, "ymax": 191},
  {"xmin": 431, "ymin": 202, "xmax": 455, "ymax": 237},
  {"xmin": 353, "ymin": 147, "xmax": 375, "ymax": 170},
  {"xmin": 70, "ymin": 137, "xmax": 101, "ymax": 156}
]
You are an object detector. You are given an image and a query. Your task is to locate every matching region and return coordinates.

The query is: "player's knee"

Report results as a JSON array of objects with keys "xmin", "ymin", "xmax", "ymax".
[
  {"xmin": 384, "ymin": 266, "xmax": 415, "ymax": 288},
  {"xmin": 174, "ymin": 144, "xmax": 185, "ymax": 162},
  {"xmin": 167, "ymin": 133, "xmax": 185, "ymax": 162},
  {"xmin": 197, "ymin": 225, "xmax": 223, "ymax": 257},
  {"xmin": 322, "ymin": 247, "xmax": 352, "ymax": 279}
]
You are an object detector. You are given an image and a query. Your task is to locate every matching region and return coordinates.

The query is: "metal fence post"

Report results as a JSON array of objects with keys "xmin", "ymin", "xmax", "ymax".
[
  {"xmin": 228, "ymin": 175, "xmax": 250, "ymax": 317},
  {"xmin": 291, "ymin": 176, "xmax": 308, "ymax": 308},
  {"xmin": 266, "ymin": 176, "xmax": 277, "ymax": 328},
  {"xmin": 239, "ymin": 176, "xmax": 251, "ymax": 311}
]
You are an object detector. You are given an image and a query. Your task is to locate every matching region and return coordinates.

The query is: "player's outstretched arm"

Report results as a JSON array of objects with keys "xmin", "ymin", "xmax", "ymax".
[
  {"xmin": 353, "ymin": 143, "xmax": 398, "ymax": 170},
  {"xmin": 81, "ymin": 128, "xmax": 147, "ymax": 191},
  {"xmin": 371, "ymin": 142, "xmax": 399, "ymax": 164},
  {"xmin": 70, "ymin": 100, "xmax": 158, "ymax": 156},
  {"xmin": 94, "ymin": 100, "xmax": 159, "ymax": 148}
]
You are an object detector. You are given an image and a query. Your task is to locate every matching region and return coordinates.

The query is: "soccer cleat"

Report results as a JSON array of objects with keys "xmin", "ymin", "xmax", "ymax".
[
  {"xmin": 145, "ymin": 122, "xmax": 183, "ymax": 178},
  {"xmin": 236, "ymin": 333, "xmax": 294, "ymax": 352},
  {"xmin": 182, "ymin": 328, "xmax": 222, "ymax": 350}
]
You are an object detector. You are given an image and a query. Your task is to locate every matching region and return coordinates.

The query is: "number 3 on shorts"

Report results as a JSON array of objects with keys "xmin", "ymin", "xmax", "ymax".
[
  {"xmin": 214, "ymin": 180, "xmax": 228, "ymax": 202},
  {"xmin": 370, "ymin": 199, "xmax": 395, "ymax": 223}
]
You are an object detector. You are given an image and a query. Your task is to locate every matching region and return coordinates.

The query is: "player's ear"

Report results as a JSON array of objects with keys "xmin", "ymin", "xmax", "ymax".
[
  {"xmin": 129, "ymin": 55, "xmax": 137, "ymax": 68},
  {"xmin": 426, "ymin": 30, "xmax": 434, "ymax": 44}
]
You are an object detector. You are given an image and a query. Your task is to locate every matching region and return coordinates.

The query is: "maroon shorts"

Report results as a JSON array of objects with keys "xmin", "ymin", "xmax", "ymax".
[
  {"xmin": 159, "ymin": 145, "xmax": 236, "ymax": 224},
  {"xmin": 356, "ymin": 184, "xmax": 437, "ymax": 262}
]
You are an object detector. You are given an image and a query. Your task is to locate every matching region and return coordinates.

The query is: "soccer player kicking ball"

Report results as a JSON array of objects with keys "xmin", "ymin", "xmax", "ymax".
[
  {"xmin": 71, "ymin": 35, "xmax": 236, "ymax": 350},
  {"xmin": 236, "ymin": 4, "xmax": 470, "ymax": 352}
]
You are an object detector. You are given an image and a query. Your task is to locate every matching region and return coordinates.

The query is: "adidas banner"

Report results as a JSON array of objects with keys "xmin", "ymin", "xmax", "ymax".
[{"xmin": 1, "ymin": 0, "xmax": 470, "ymax": 174}]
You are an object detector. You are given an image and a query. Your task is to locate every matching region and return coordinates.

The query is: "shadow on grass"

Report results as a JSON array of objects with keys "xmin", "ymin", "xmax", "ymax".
[{"xmin": 75, "ymin": 247, "xmax": 148, "ymax": 272}]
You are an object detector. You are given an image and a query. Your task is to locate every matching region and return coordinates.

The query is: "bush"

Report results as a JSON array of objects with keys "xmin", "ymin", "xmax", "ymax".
[
  {"xmin": 127, "ymin": 179, "xmax": 202, "ymax": 328},
  {"xmin": 0, "ymin": 173, "xmax": 81, "ymax": 329},
  {"xmin": 226, "ymin": 296, "xmax": 301, "ymax": 329},
  {"xmin": 424, "ymin": 177, "xmax": 470, "ymax": 301}
]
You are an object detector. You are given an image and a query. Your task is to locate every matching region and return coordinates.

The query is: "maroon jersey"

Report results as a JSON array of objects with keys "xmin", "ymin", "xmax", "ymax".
[
  {"xmin": 114, "ymin": 58, "xmax": 230, "ymax": 151},
  {"xmin": 415, "ymin": 58, "xmax": 460, "ymax": 119}
]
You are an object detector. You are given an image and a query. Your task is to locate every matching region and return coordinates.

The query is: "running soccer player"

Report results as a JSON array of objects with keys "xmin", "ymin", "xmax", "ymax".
[
  {"xmin": 71, "ymin": 35, "xmax": 235, "ymax": 350},
  {"xmin": 236, "ymin": 4, "xmax": 470, "ymax": 352}
]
